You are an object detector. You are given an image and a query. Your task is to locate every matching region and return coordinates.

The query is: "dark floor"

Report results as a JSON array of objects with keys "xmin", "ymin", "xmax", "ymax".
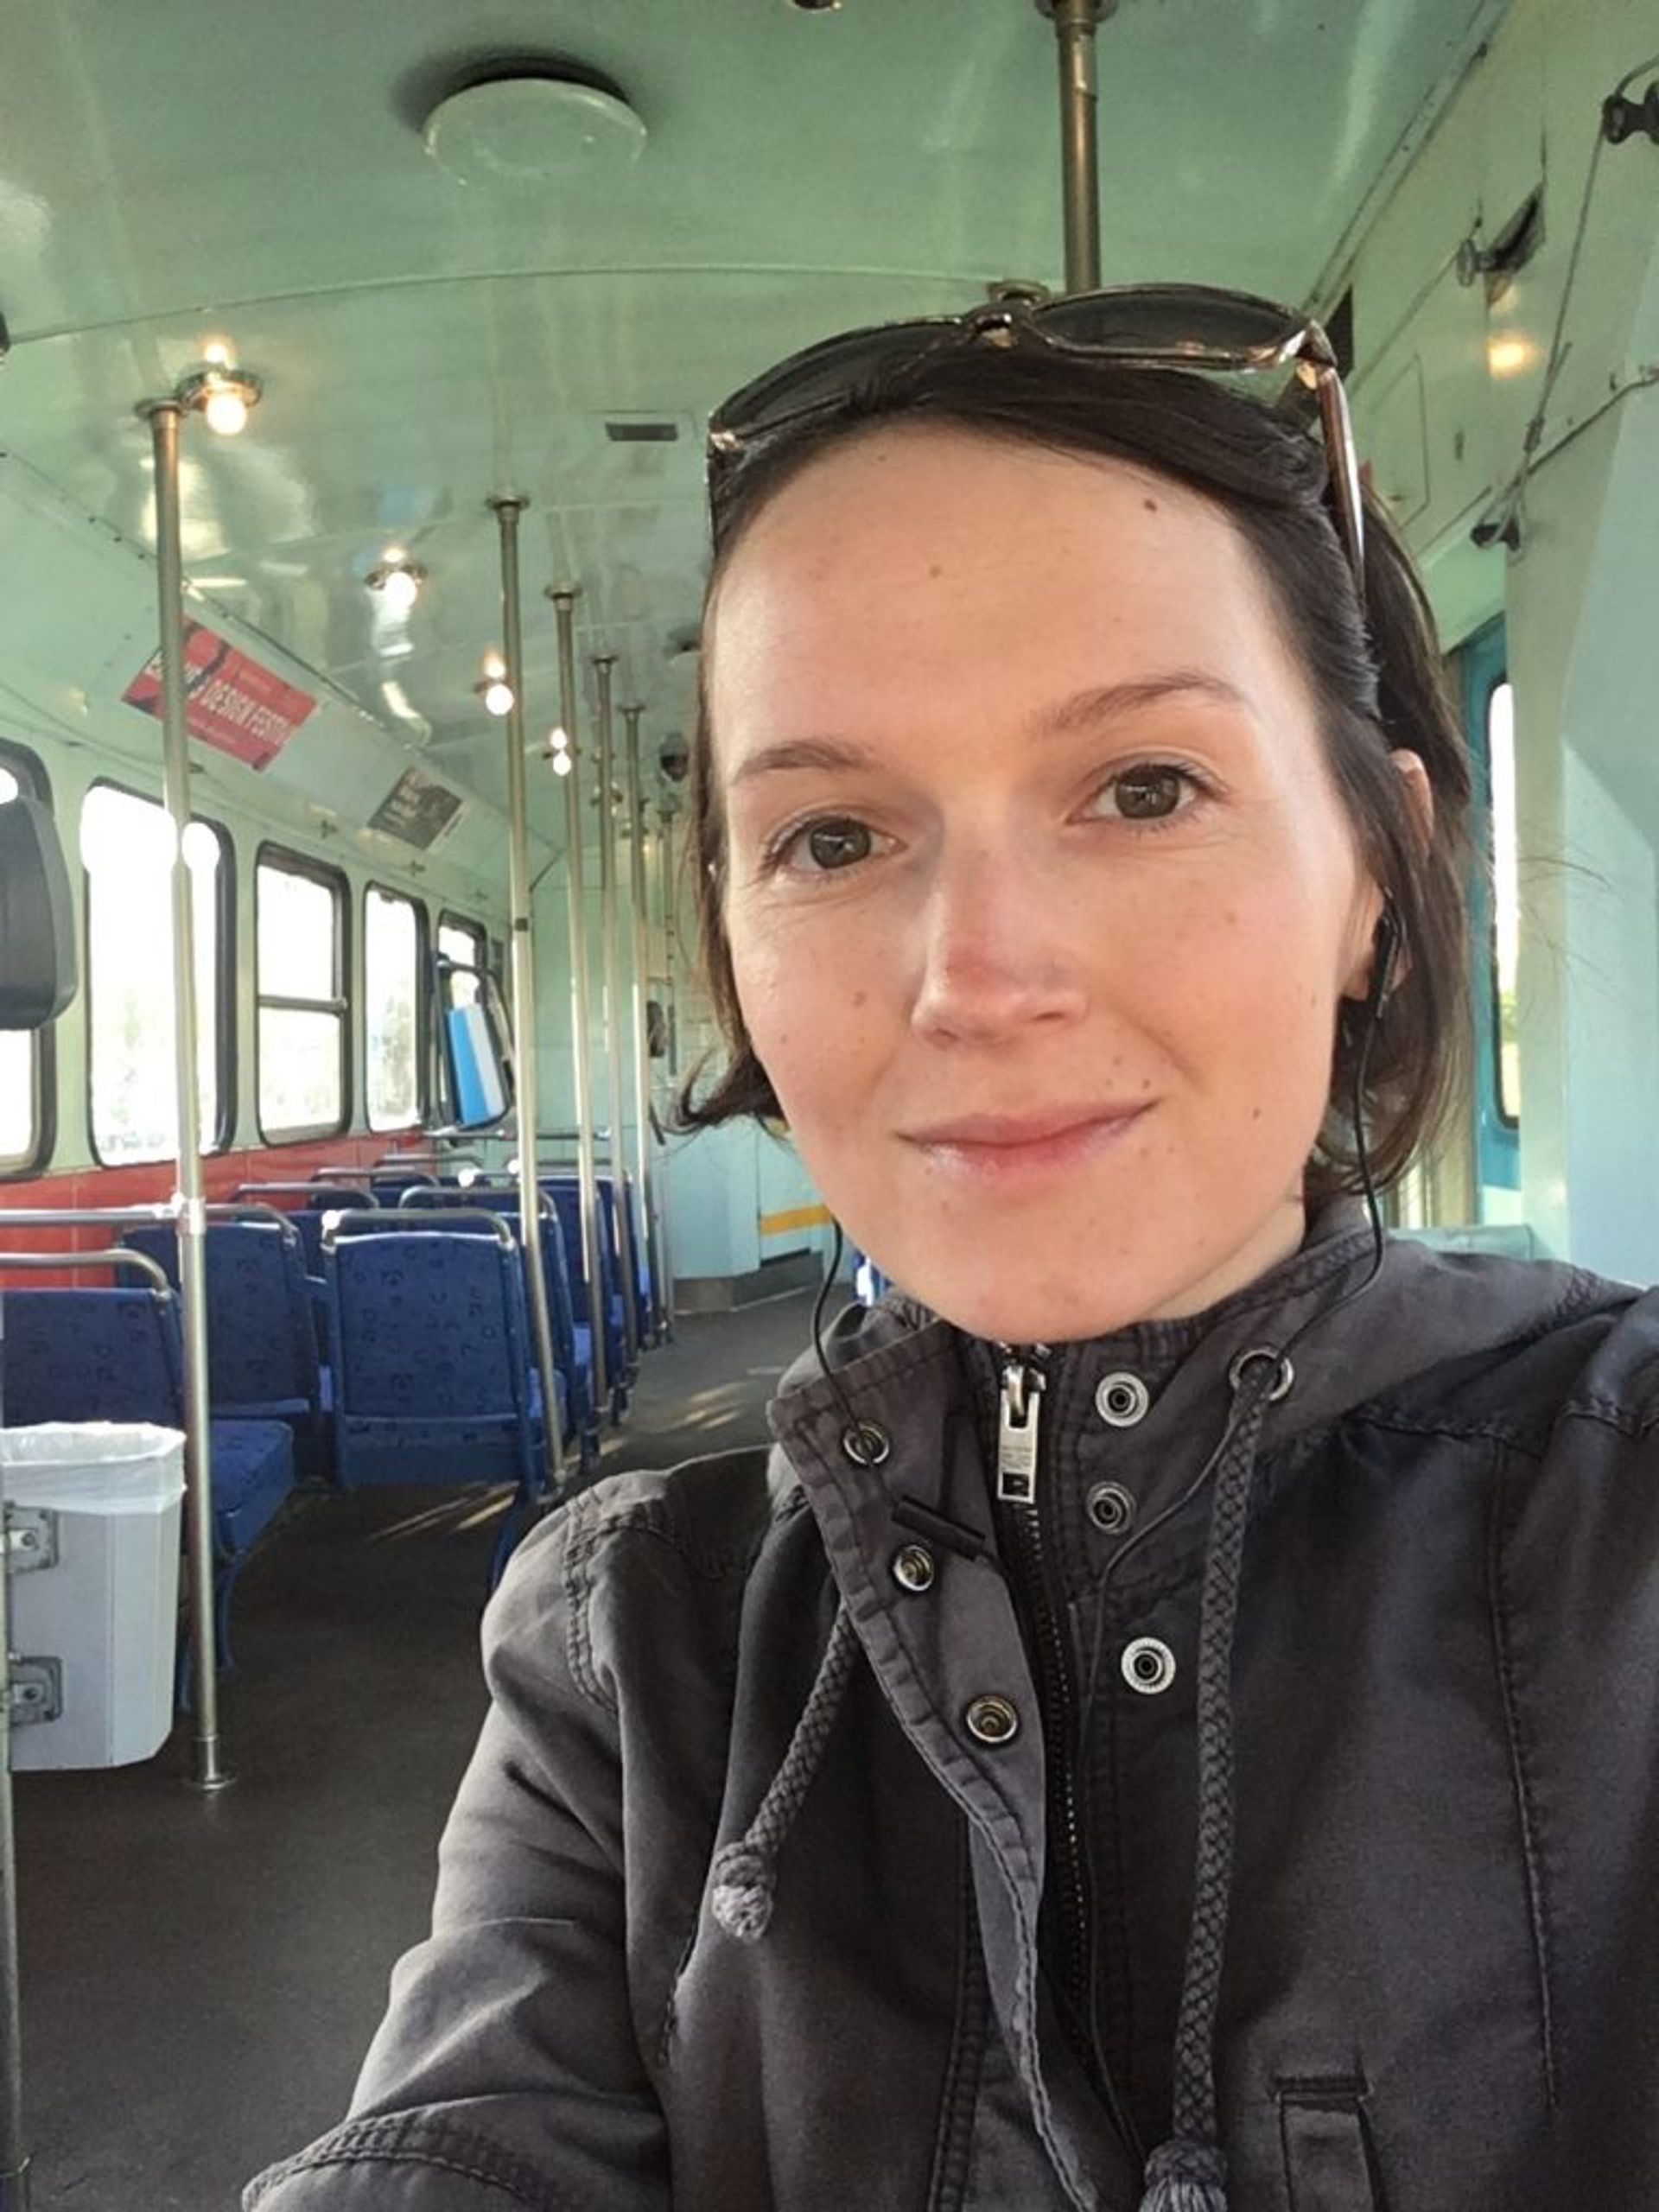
[{"xmin": 17, "ymin": 1288, "xmax": 818, "ymax": 2212}]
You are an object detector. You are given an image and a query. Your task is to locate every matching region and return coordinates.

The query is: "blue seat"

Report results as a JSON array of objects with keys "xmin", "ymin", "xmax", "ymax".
[
  {"xmin": 620, "ymin": 1171, "xmax": 658, "ymax": 1347},
  {"xmin": 0, "ymin": 1285, "xmax": 295, "ymax": 1680},
  {"xmin": 323, "ymin": 1221, "xmax": 549, "ymax": 1582},
  {"xmin": 543, "ymin": 1178, "xmax": 630, "ymax": 1418},
  {"xmin": 123, "ymin": 1219, "xmax": 328, "ymax": 1481},
  {"xmin": 493, "ymin": 1207, "xmax": 598, "ymax": 1475},
  {"xmin": 399, "ymin": 1188, "xmax": 601, "ymax": 1455}
]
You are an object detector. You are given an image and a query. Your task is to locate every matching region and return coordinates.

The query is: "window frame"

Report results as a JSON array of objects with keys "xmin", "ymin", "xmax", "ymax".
[
  {"xmin": 436, "ymin": 911, "xmax": 487, "ymax": 973},
  {"xmin": 80, "ymin": 777, "xmax": 236, "ymax": 1166},
  {"xmin": 1484, "ymin": 672, "xmax": 1520, "ymax": 1134},
  {"xmin": 432, "ymin": 911, "xmax": 489, "ymax": 1120},
  {"xmin": 363, "ymin": 880, "xmax": 429, "ymax": 1134},
  {"xmin": 254, "ymin": 841, "xmax": 352, "ymax": 1143},
  {"xmin": 0, "ymin": 740, "xmax": 56, "ymax": 1179}
]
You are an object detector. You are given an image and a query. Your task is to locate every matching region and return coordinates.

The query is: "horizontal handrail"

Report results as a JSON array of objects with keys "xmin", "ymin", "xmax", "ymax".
[
  {"xmin": 232, "ymin": 1181, "xmax": 378, "ymax": 1205},
  {"xmin": 123, "ymin": 1204, "xmax": 302, "ymax": 1249},
  {"xmin": 0, "ymin": 1248, "xmax": 172, "ymax": 1294},
  {"xmin": 0, "ymin": 1204, "xmax": 177, "ymax": 1230},
  {"xmin": 207, "ymin": 1203, "xmax": 302, "ymax": 1246},
  {"xmin": 320, "ymin": 1207, "xmax": 517, "ymax": 1255},
  {"xmin": 378, "ymin": 1150, "xmax": 483, "ymax": 1169},
  {"xmin": 398, "ymin": 1185, "xmax": 556, "ymax": 1221}
]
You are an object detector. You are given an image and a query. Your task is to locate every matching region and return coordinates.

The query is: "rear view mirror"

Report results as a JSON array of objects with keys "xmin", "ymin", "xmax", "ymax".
[
  {"xmin": 432, "ymin": 955, "xmax": 513, "ymax": 1130},
  {"xmin": 0, "ymin": 794, "xmax": 77, "ymax": 1030}
]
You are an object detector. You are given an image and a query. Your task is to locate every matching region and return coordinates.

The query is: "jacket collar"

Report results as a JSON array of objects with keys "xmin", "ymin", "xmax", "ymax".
[{"xmin": 770, "ymin": 1205, "xmax": 1622, "ymax": 1522}]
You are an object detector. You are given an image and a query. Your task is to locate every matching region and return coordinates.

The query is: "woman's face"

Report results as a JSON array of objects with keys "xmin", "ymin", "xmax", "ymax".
[{"xmin": 709, "ymin": 425, "xmax": 1394, "ymax": 1344}]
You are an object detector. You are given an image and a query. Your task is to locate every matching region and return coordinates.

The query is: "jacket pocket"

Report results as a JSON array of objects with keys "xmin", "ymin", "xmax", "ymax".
[{"xmin": 1277, "ymin": 2078, "xmax": 1384, "ymax": 2212}]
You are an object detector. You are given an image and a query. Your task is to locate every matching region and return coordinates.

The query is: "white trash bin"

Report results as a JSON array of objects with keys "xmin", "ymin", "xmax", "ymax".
[{"xmin": 1, "ymin": 1423, "xmax": 186, "ymax": 1770}]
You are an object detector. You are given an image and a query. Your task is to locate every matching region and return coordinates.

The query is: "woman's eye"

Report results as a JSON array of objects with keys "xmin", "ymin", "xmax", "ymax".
[
  {"xmin": 779, "ymin": 817, "xmax": 876, "ymax": 873},
  {"xmin": 1090, "ymin": 764, "xmax": 1197, "ymax": 823}
]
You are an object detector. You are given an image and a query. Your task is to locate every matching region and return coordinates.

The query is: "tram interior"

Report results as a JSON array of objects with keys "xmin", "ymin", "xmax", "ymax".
[{"xmin": 2, "ymin": 1, "xmax": 1657, "ymax": 2203}]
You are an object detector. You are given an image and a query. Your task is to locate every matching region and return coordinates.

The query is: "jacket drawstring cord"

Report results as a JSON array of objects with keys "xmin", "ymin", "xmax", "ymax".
[
  {"xmin": 1137, "ymin": 1351, "xmax": 1285, "ymax": 2212},
  {"xmin": 709, "ymin": 1600, "xmax": 861, "ymax": 1942}
]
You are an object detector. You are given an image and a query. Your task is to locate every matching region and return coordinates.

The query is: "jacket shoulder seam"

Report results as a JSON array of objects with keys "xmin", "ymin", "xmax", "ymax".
[
  {"xmin": 1486, "ymin": 1437, "xmax": 1563, "ymax": 2107},
  {"xmin": 246, "ymin": 2114, "xmax": 569, "ymax": 2209},
  {"xmin": 561, "ymin": 1496, "xmax": 797, "ymax": 1711}
]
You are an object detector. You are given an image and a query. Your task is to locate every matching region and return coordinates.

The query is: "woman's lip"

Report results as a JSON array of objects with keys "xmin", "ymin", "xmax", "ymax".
[
  {"xmin": 903, "ymin": 1105, "xmax": 1150, "ymax": 1180},
  {"xmin": 904, "ymin": 1106, "xmax": 1145, "ymax": 1146}
]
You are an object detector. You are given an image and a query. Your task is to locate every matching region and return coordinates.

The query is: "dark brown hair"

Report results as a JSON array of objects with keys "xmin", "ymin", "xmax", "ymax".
[{"xmin": 679, "ymin": 342, "xmax": 1470, "ymax": 1204}]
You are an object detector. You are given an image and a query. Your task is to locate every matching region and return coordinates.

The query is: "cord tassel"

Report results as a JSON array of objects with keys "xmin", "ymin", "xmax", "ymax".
[
  {"xmin": 708, "ymin": 1602, "xmax": 861, "ymax": 1943},
  {"xmin": 1138, "ymin": 2139, "xmax": 1229, "ymax": 2212}
]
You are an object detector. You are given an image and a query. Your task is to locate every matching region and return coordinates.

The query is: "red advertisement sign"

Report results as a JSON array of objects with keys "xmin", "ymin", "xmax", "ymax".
[{"xmin": 123, "ymin": 622, "xmax": 316, "ymax": 771}]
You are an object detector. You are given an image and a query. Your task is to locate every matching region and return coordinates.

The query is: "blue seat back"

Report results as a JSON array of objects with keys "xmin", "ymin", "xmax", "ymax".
[
  {"xmin": 326, "ymin": 1230, "xmax": 531, "ymax": 1422},
  {"xmin": 124, "ymin": 1223, "xmax": 320, "ymax": 1417},
  {"xmin": 0, "ymin": 1287, "xmax": 183, "ymax": 1427}
]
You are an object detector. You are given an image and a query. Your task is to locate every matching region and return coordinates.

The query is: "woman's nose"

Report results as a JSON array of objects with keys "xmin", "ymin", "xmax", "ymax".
[{"xmin": 908, "ymin": 842, "xmax": 1090, "ymax": 1044}]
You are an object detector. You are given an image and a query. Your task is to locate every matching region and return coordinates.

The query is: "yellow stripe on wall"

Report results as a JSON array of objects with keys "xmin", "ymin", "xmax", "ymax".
[{"xmin": 759, "ymin": 1203, "xmax": 834, "ymax": 1236}]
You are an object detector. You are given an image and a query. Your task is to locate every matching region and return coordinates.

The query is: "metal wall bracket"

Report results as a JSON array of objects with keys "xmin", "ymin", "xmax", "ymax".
[
  {"xmin": 1603, "ymin": 81, "xmax": 1659, "ymax": 146},
  {"xmin": 3, "ymin": 1510, "xmax": 57, "ymax": 1575},
  {"xmin": 8, "ymin": 1660, "xmax": 61, "ymax": 1727}
]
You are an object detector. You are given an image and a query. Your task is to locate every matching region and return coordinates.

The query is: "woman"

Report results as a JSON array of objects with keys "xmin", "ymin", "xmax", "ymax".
[{"xmin": 250, "ymin": 292, "xmax": 1659, "ymax": 2212}]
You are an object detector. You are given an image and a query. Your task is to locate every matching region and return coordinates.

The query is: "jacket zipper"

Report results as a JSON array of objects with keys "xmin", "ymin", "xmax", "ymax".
[{"xmin": 993, "ymin": 1348, "xmax": 1145, "ymax": 2168}]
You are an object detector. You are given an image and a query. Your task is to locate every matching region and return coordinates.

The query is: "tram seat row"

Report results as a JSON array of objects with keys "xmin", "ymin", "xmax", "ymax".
[{"xmin": 0, "ymin": 1284, "xmax": 296, "ymax": 1678}]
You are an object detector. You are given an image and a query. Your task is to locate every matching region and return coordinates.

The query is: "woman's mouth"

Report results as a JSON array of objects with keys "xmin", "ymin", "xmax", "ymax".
[{"xmin": 901, "ymin": 1103, "xmax": 1150, "ymax": 1184}]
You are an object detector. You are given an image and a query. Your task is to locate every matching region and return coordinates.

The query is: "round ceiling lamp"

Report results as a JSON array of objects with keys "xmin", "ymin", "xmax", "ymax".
[{"xmin": 422, "ymin": 70, "xmax": 646, "ymax": 188}]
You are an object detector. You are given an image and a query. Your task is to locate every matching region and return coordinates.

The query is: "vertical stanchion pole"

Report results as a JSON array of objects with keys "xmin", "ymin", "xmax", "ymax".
[
  {"xmin": 655, "ymin": 796, "xmax": 681, "ymax": 1327},
  {"xmin": 592, "ymin": 657, "xmax": 639, "ymax": 1374},
  {"xmin": 1039, "ymin": 0, "xmax": 1109, "ymax": 292},
  {"xmin": 142, "ymin": 397, "xmax": 227, "ymax": 1795},
  {"xmin": 491, "ymin": 495, "xmax": 564, "ymax": 1494},
  {"xmin": 621, "ymin": 704, "xmax": 666, "ymax": 1344},
  {"xmin": 545, "ymin": 588, "xmax": 609, "ymax": 1421},
  {"xmin": 0, "ymin": 1442, "xmax": 29, "ymax": 2206}
]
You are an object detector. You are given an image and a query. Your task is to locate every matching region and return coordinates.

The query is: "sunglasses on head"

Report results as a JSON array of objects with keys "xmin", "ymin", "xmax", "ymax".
[{"xmin": 708, "ymin": 282, "xmax": 1364, "ymax": 604}]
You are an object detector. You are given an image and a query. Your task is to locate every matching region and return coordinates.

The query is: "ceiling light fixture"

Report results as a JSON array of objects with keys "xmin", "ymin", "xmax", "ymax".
[
  {"xmin": 479, "ymin": 677, "xmax": 516, "ymax": 716},
  {"xmin": 176, "ymin": 362, "xmax": 263, "ymax": 436},
  {"xmin": 422, "ymin": 66, "xmax": 646, "ymax": 189},
  {"xmin": 367, "ymin": 557, "xmax": 427, "ymax": 613}
]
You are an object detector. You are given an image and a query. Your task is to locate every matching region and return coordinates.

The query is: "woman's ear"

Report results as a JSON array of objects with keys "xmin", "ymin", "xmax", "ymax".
[
  {"xmin": 1341, "ymin": 896, "xmax": 1404, "ymax": 1005},
  {"xmin": 1389, "ymin": 748, "xmax": 1434, "ymax": 849}
]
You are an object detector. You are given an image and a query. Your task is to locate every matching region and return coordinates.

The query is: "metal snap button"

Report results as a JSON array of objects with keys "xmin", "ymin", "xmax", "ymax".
[
  {"xmin": 1095, "ymin": 1371, "xmax": 1151, "ymax": 1427},
  {"xmin": 964, "ymin": 1694, "xmax": 1020, "ymax": 1745},
  {"xmin": 1122, "ymin": 1637, "xmax": 1177, "ymax": 1695},
  {"xmin": 1085, "ymin": 1481, "xmax": 1135, "ymax": 1535},
  {"xmin": 891, "ymin": 1543, "xmax": 936, "ymax": 1593},
  {"xmin": 1227, "ymin": 1348, "xmax": 1294, "ymax": 1403},
  {"xmin": 842, "ymin": 1420, "xmax": 891, "ymax": 1466}
]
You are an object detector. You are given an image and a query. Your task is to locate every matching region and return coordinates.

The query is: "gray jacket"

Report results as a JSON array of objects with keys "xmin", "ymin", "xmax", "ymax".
[{"xmin": 248, "ymin": 1212, "xmax": 1659, "ymax": 2210}]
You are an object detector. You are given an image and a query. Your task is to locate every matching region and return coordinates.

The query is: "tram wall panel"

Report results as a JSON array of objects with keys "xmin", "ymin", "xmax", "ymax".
[{"xmin": 1337, "ymin": 0, "xmax": 1659, "ymax": 1275}]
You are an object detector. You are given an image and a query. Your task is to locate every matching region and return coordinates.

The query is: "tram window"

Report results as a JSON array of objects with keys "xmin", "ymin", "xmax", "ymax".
[
  {"xmin": 81, "ymin": 784, "xmax": 229, "ymax": 1163},
  {"xmin": 437, "ymin": 914, "xmax": 486, "ymax": 1008},
  {"xmin": 1488, "ymin": 679, "xmax": 1521, "ymax": 1125},
  {"xmin": 365, "ymin": 885, "xmax": 423, "ymax": 1131},
  {"xmin": 257, "ymin": 849, "xmax": 347, "ymax": 1140},
  {"xmin": 0, "ymin": 750, "xmax": 50, "ymax": 1175}
]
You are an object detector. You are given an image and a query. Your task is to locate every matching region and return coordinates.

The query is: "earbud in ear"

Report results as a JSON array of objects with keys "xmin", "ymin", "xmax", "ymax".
[{"xmin": 1367, "ymin": 899, "xmax": 1402, "ymax": 1016}]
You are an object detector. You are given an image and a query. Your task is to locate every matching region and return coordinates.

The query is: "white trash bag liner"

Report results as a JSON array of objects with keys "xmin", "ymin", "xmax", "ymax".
[{"xmin": 2, "ymin": 1423, "xmax": 185, "ymax": 1770}]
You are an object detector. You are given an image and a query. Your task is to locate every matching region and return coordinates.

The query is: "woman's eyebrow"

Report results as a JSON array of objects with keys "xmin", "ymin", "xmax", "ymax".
[
  {"xmin": 728, "ymin": 736, "xmax": 877, "ymax": 787},
  {"xmin": 1032, "ymin": 671, "xmax": 1253, "ymax": 736},
  {"xmin": 726, "ymin": 673, "xmax": 1251, "ymax": 788}
]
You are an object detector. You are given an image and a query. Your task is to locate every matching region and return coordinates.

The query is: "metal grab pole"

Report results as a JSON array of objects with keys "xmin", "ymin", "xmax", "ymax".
[
  {"xmin": 0, "ymin": 1449, "xmax": 29, "ymax": 2208},
  {"xmin": 491, "ymin": 495, "xmax": 564, "ymax": 1494},
  {"xmin": 622, "ymin": 704, "xmax": 667, "ymax": 1344},
  {"xmin": 1038, "ymin": 0, "xmax": 1110, "ymax": 293},
  {"xmin": 592, "ymin": 658, "xmax": 639, "ymax": 1374},
  {"xmin": 655, "ymin": 797, "xmax": 680, "ymax": 1326},
  {"xmin": 142, "ymin": 397, "xmax": 227, "ymax": 1794},
  {"xmin": 545, "ymin": 588, "xmax": 609, "ymax": 1420}
]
